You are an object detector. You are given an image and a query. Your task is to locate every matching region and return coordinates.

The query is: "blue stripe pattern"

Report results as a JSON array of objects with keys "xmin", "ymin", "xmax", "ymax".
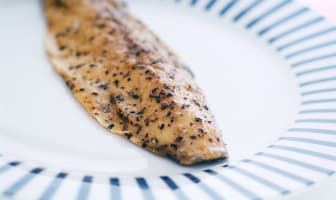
[
  {"xmin": 258, "ymin": 7, "xmax": 309, "ymax": 36},
  {"xmin": 205, "ymin": 0, "xmax": 218, "ymax": 11},
  {"xmin": 280, "ymin": 137, "xmax": 336, "ymax": 147},
  {"xmin": 183, "ymin": 173, "xmax": 224, "ymax": 200},
  {"xmin": 296, "ymin": 65, "xmax": 336, "ymax": 77},
  {"xmin": 257, "ymin": 152, "xmax": 334, "ymax": 175},
  {"xmin": 0, "ymin": 161, "xmax": 20, "ymax": 175},
  {"xmin": 233, "ymin": 0, "xmax": 264, "ymax": 22},
  {"xmin": 227, "ymin": 165, "xmax": 290, "ymax": 194},
  {"xmin": 246, "ymin": 0, "xmax": 292, "ymax": 29},
  {"xmin": 302, "ymin": 98, "xmax": 336, "ymax": 105},
  {"xmin": 39, "ymin": 172, "xmax": 68, "ymax": 200},
  {"xmin": 295, "ymin": 119, "xmax": 336, "ymax": 124},
  {"xmin": 204, "ymin": 169, "xmax": 261, "ymax": 199},
  {"xmin": 288, "ymin": 128, "xmax": 336, "ymax": 135},
  {"xmin": 300, "ymin": 77, "xmax": 336, "ymax": 87},
  {"xmin": 299, "ymin": 109, "xmax": 336, "ymax": 114},
  {"xmin": 160, "ymin": 176, "xmax": 188, "ymax": 200},
  {"xmin": 3, "ymin": 168, "xmax": 44, "ymax": 198},
  {"xmin": 1, "ymin": 1, "xmax": 336, "ymax": 199},
  {"xmin": 110, "ymin": 178, "xmax": 121, "ymax": 200},
  {"xmin": 76, "ymin": 176, "xmax": 93, "ymax": 200},
  {"xmin": 268, "ymin": 17, "xmax": 324, "ymax": 43},
  {"xmin": 285, "ymin": 40, "xmax": 336, "ymax": 59},
  {"xmin": 190, "ymin": 0, "xmax": 198, "ymax": 6},
  {"xmin": 292, "ymin": 53, "xmax": 336, "ymax": 68},
  {"xmin": 219, "ymin": 0, "xmax": 239, "ymax": 16},
  {"xmin": 243, "ymin": 160, "xmax": 314, "ymax": 185},
  {"xmin": 270, "ymin": 145, "xmax": 336, "ymax": 161},
  {"xmin": 301, "ymin": 88, "xmax": 336, "ymax": 96},
  {"xmin": 135, "ymin": 177, "xmax": 155, "ymax": 200},
  {"xmin": 277, "ymin": 27, "xmax": 336, "ymax": 51}
]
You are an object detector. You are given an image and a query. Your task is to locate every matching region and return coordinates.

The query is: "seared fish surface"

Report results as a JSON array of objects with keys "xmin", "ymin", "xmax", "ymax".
[{"xmin": 44, "ymin": 0, "xmax": 227, "ymax": 165}]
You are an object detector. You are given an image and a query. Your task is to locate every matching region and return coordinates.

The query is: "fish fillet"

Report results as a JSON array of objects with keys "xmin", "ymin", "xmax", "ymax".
[{"xmin": 44, "ymin": 0, "xmax": 228, "ymax": 165}]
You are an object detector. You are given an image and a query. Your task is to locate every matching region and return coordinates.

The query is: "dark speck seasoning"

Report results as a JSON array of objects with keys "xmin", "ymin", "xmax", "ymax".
[
  {"xmin": 99, "ymin": 83, "xmax": 109, "ymax": 90},
  {"xmin": 45, "ymin": 0, "xmax": 227, "ymax": 165},
  {"xmin": 107, "ymin": 124, "xmax": 115, "ymax": 129},
  {"xmin": 116, "ymin": 95, "xmax": 123, "ymax": 102},
  {"xmin": 195, "ymin": 117, "xmax": 202, "ymax": 123}
]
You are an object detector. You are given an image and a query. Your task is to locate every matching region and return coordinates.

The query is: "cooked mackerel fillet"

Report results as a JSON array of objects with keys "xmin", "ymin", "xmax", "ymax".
[{"xmin": 44, "ymin": 0, "xmax": 227, "ymax": 165}]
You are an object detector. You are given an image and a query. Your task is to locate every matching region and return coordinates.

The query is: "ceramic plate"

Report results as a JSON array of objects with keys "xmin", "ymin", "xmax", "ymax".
[{"xmin": 0, "ymin": 0, "xmax": 335, "ymax": 199}]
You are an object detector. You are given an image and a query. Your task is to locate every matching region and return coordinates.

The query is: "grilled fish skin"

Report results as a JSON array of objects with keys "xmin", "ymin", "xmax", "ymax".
[{"xmin": 44, "ymin": 0, "xmax": 228, "ymax": 165}]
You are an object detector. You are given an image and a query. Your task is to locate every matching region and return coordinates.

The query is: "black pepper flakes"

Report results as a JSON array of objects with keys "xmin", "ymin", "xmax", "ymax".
[
  {"xmin": 125, "ymin": 133, "xmax": 133, "ymax": 139},
  {"xmin": 190, "ymin": 135, "xmax": 197, "ymax": 140},
  {"xmin": 159, "ymin": 124, "xmax": 165, "ymax": 130},
  {"xmin": 136, "ymin": 126, "xmax": 142, "ymax": 134},
  {"xmin": 151, "ymin": 88, "xmax": 158, "ymax": 94},
  {"xmin": 161, "ymin": 103, "xmax": 169, "ymax": 110},
  {"xmin": 114, "ymin": 80, "xmax": 119, "ymax": 87},
  {"xmin": 99, "ymin": 83, "xmax": 109, "ymax": 90},
  {"xmin": 75, "ymin": 64, "xmax": 84, "ymax": 69},
  {"xmin": 195, "ymin": 117, "xmax": 203, "ymax": 123},
  {"xmin": 92, "ymin": 92, "xmax": 98, "ymax": 96},
  {"xmin": 175, "ymin": 136, "xmax": 183, "ymax": 142},
  {"xmin": 110, "ymin": 95, "xmax": 116, "ymax": 105},
  {"xmin": 116, "ymin": 95, "xmax": 124, "ymax": 102},
  {"xmin": 181, "ymin": 104, "xmax": 190, "ymax": 109},
  {"xmin": 107, "ymin": 124, "xmax": 115, "ymax": 129},
  {"xmin": 130, "ymin": 93, "xmax": 139, "ymax": 99}
]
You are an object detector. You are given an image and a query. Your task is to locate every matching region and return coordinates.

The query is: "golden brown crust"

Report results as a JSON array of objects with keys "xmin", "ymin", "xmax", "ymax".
[{"xmin": 44, "ymin": 0, "xmax": 227, "ymax": 165}]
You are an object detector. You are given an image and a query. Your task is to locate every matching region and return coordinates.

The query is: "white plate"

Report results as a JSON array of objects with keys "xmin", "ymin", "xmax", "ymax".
[{"xmin": 0, "ymin": 0, "xmax": 335, "ymax": 199}]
